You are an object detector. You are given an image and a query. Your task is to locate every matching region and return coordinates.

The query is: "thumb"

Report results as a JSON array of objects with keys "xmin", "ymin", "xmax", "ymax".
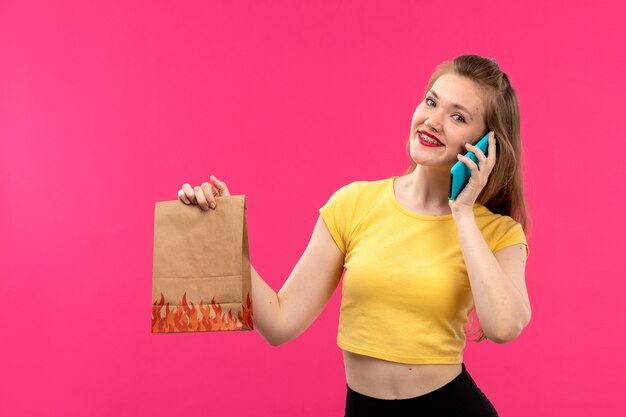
[{"xmin": 210, "ymin": 175, "xmax": 230, "ymax": 196}]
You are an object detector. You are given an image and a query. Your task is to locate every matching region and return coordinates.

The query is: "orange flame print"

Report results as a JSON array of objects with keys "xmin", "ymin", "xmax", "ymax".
[{"xmin": 152, "ymin": 291, "xmax": 254, "ymax": 333}]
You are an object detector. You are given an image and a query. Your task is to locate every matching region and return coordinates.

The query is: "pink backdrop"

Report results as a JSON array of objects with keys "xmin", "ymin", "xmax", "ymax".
[{"xmin": 1, "ymin": 1, "xmax": 624, "ymax": 416}]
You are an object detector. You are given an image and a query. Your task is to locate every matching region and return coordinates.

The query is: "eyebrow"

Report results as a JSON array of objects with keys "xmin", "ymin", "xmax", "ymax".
[{"xmin": 429, "ymin": 90, "xmax": 474, "ymax": 120}]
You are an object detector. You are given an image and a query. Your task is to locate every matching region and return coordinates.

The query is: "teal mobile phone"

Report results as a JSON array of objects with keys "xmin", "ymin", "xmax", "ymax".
[{"xmin": 448, "ymin": 132, "xmax": 490, "ymax": 200}]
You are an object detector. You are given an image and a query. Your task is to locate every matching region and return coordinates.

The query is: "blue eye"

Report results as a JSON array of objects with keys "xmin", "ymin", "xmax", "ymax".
[{"xmin": 425, "ymin": 97, "xmax": 466, "ymax": 123}]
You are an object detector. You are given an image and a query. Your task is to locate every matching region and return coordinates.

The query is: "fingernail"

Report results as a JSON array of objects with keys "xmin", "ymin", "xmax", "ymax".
[{"xmin": 211, "ymin": 203, "xmax": 216, "ymax": 208}]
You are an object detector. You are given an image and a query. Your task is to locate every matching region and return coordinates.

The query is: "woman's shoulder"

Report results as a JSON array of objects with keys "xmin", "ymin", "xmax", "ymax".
[
  {"xmin": 474, "ymin": 204, "xmax": 525, "ymax": 241},
  {"xmin": 330, "ymin": 176, "xmax": 391, "ymax": 195},
  {"xmin": 475, "ymin": 203, "xmax": 519, "ymax": 223}
]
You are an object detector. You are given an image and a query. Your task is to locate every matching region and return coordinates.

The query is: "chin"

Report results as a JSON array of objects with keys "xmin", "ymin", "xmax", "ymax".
[{"xmin": 409, "ymin": 151, "xmax": 455, "ymax": 169}]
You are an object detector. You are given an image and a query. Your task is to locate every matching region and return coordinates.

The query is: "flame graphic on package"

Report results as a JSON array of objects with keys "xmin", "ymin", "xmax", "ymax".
[{"xmin": 152, "ymin": 291, "xmax": 254, "ymax": 333}]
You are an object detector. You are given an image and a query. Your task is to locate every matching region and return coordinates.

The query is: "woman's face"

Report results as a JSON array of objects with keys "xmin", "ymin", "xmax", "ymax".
[{"xmin": 409, "ymin": 72, "xmax": 488, "ymax": 168}]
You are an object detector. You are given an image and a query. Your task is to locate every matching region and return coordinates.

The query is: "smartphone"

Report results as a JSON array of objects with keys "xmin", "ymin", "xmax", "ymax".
[{"xmin": 448, "ymin": 132, "xmax": 490, "ymax": 200}]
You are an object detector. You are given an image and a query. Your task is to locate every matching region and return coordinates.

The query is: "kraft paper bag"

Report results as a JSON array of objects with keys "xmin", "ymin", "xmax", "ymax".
[{"xmin": 151, "ymin": 195, "xmax": 254, "ymax": 333}]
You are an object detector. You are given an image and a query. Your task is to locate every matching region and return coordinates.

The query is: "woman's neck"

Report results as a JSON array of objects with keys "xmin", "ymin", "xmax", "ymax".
[{"xmin": 401, "ymin": 165, "xmax": 452, "ymax": 213}]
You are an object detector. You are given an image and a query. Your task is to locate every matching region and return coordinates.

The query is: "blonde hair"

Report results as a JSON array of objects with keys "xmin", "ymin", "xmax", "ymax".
[{"xmin": 404, "ymin": 54, "xmax": 531, "ymax": 343}]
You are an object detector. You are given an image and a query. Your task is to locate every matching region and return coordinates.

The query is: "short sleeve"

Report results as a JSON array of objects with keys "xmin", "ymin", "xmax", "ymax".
[
  {"xmin": 493, "ymin": 218, "xmax": 529, "ymax": 259},
  {"xmin": 318, "ymin": 182, "xmax": 359, "ymax": 255}
]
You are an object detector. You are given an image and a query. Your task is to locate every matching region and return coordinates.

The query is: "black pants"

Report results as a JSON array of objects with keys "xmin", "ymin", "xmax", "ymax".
[{"xmin": 344, "ymin": 362, "xmax": 499, "ymax": 417}]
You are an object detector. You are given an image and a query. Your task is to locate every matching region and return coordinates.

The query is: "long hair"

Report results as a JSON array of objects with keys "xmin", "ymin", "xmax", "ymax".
[{"xmin": 404, "ymin": 54, "xmax": 531, "ymax": 343}]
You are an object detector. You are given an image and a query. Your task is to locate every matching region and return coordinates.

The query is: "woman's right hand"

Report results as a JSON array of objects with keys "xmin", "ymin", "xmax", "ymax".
[{"xmin": 177, "ymin": 175, "xmax": 231, "ymax": 211}]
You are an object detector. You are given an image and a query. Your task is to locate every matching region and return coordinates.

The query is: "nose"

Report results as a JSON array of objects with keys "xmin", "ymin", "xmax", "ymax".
[{"xmin": 425, "ymin": 111, "xmax": 443, "ymax": 131}]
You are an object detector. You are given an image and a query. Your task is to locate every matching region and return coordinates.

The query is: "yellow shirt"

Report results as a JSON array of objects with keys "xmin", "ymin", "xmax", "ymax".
[{"xmin": 319, "ymin": 175, "xmax": 529, "ymax": 364}]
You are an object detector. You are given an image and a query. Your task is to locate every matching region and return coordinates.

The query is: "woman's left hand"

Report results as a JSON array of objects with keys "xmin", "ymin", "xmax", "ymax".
[{"xmin": 448, "ymin": 131, "xmax": 497, "ymax": 216}]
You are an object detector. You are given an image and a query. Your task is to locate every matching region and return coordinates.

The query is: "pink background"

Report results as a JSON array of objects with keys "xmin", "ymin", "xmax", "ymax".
[{"xmin": 1, "ymin": 1, "xmax": 624, "ymax": 416}]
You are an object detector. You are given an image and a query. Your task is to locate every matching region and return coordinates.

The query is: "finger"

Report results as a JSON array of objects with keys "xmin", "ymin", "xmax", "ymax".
[
  {"xmin": 194, "ymin": 186, "xmax": 210, "ymax": 210},
  {"xmin": 457, "ymin": 154, "xmax": 481, "ymax": 182},
  {"xmin": 182, "ymin": 183, "xmax": 197, "ymax": 204},
  {"xmin": 210, "ymin": 175, "xmax": 231, "ymax": 196},
  {"xmin": 178, "ymin": 189, "xmax": 191, "ymax": 204},
  {"xmin": 465, "ymin": 143, "xmax": 487, "ymax": 164},
  {"xmin": 201, "ymin": 182, "xmax": 217, "ymax": 209},
  {"xmin": 488, "ymin": 132, "xmax": 497, "ymax": 163}
]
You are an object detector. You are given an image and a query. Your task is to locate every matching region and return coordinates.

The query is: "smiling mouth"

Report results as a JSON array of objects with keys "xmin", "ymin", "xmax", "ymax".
[{"xmin": 417, "ymin": 132, "xmax": 444, "ymax": 146}]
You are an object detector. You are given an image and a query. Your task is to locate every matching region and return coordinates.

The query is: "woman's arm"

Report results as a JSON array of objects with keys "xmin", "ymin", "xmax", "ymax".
[
  {"xmin": 449, "ymin": 135, "xmax": 531, "ymax": 343},
  {"xmin": 251, "ymin": 215, "xmax": 345, "ymax": 346},
  {"xmin": 250, "ymin": 264, "xmax": 282, "ymax": 345},
  {"xmin": 453, "ymin": 212, "xmax": 531, "ymax": 343},
  {"xmin": 177, "ymin": 177, "xmax": 344, "ymax": 346}
]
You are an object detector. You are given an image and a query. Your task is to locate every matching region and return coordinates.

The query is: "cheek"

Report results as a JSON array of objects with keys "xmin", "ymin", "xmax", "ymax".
[
  {"xmin": 453, "ymin": 142, "xmax": 468, "ymax": 155},
  {"xmin": 412, "ymin": 109, "xmax": 425, "ymax": 125}
]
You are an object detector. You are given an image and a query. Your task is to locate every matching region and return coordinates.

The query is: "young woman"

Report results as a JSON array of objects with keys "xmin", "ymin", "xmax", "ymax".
[{"xmin": 177, "ymin": 54, "xmax": 531, "ymax": 417}]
